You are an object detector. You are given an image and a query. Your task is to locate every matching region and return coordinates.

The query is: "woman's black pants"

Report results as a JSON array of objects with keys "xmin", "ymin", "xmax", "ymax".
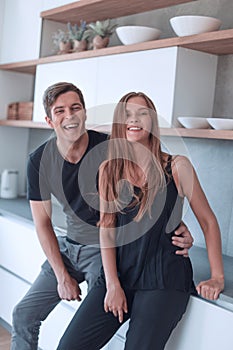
[{"xmin": 57, "ymin": 285, "xmax": 190, "ymax": 350}]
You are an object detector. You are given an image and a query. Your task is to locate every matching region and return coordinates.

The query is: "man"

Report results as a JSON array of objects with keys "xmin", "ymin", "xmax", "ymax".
[{"xmin": 11, "ymin": 82, "xmax": 193, "ymax": 349}]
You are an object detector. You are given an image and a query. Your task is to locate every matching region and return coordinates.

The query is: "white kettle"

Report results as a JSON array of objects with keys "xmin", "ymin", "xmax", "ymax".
[{"xmin": 0, "ymin": 169, "xmax": 19, "ymax": 199}]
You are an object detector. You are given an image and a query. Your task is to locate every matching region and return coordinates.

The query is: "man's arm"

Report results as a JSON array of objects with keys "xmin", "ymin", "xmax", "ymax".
[
  {"xmin": 172, "ymin": 222, "xmax": 194, "ymax": 257},
  {"xmin": 30, "ymin": 200, "xmax": 82, "ymax": 301}
]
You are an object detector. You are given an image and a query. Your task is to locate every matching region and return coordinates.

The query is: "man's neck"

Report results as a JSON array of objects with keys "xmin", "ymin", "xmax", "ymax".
[{"xmin": 57, "ymin": 131, "xmax": 89, "ymax": 164}]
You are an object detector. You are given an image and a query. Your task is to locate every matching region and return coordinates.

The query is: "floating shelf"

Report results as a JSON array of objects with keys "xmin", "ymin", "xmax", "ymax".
[
  {"xmin": 159, "ymin": 127, "xmax": 233, "ymax": 140},
  {"xmin": 40, "ymin": 0, "xmax": 194, "ymax": 24},
  {"xmin": 0, "ymin": 120, "xmax": 50, "ymax": 129},
  {"xmin": 1, "ymin": 28, "xmax": 233, "ymax": 75},
  {"xmin": 0, "ymin": 119, "xmax": 232, "ymax": 140}
]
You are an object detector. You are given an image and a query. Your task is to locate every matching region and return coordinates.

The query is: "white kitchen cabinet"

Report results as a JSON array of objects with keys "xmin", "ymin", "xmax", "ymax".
[
  {"xmin": 0, "ymin": 0, "xmax": 42, "ymax": 63},
  {"xmin": 0, "ymin": 215, "xmax": 45, "ymax": 283},
  {"xmin": 33, "ymin": 58, "xmax": 99, "ymax": 123},
  {"xmin": 33, "ymin": 47, "xmax": 217, "ymax": 127},
  {"xmin": 39, "ymin": 282, "xmax": 88, "ymax": 350},
  {"xmin": 0, "ymin": 267, "xmax": 31, "ymax": 325},
  {"xmin": 95, "ymin": 47, "xmax": 217, "ymax": 127},
  {"xmin": 95, "ymin": 48, "xmax": 177, "ymax": 126},
  {"xmin": 105, "ymin": 296, "xmax": 233, "ymax": 350},
  {"xmin": 165, "ymin": 296, "xmax": 233, "ymax": 349}
]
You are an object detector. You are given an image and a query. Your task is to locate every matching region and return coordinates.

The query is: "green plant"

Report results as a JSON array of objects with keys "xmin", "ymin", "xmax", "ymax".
[
  {"xmin": 52, "ymin": 29, "xmax": 71, "ymax": 49},
  {"xmin": 67, "ymin": 21, "xmax": 88, "ymax": 41},
  {"xmin": 87, "ymin": 19, "xmax": 117, "ymax": 38}
]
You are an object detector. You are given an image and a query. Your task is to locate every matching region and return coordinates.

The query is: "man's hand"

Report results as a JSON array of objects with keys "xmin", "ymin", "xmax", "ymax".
[
  {"xmin": 172, "ymin": 222, "xmax": 194, "ymax": 257},
  {"xmin": 57, "ymin": 274, "xmax": 82, "ymax": 301}
]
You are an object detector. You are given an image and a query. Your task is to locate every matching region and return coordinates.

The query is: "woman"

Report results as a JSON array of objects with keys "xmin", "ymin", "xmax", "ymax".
[{"xmin": 57, "ymin": 92, "xmax": 224, "ymax": 349}]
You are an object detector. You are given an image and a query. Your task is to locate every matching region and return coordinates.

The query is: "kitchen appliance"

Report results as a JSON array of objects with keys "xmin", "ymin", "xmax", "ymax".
[{"xmin": 0, "ymin": 169, "xmax": 19, "ymax": 199}]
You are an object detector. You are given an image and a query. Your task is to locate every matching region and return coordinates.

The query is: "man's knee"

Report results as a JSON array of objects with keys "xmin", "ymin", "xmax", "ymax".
[{"xmin": 12, "ymin": 300, "xmax": 38, "ymax": 329}]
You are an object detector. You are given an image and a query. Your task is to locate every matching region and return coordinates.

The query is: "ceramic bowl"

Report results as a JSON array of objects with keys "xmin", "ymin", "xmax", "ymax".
[
  {"xmin": 170, "ymin": 15, "xmax": 221, "ymax": 37},
  {"xmin": 178, "ymin": 117, "xmax": 209, "ymax": 129},
  {"xmin": 207, "ymin": 118, "xmax": 233, "ymax": 130},
  {"xmin": 116, "ymin": 25, "xmax": 161, "ymax": 45}
]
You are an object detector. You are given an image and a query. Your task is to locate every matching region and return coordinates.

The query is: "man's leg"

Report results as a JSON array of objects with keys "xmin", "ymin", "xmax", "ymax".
[
  {"xmin": 11, "ymin": 262, "xmax": 61, "ymax": 350},
  {"xmin": 11, "ymin": 236, "xmax": 86, "ymax": 350},
  {"xmin": 71, "ymin": 243, "xmax": 102, "ymax": 291}
]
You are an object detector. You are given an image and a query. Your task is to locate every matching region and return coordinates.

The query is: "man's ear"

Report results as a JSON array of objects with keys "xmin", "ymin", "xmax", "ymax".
[{"xmin": 45, "ymin": 115, "xmax": 54, "ymax": 128}]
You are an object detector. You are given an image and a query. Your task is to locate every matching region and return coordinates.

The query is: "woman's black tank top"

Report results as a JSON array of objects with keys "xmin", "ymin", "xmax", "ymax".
[{"xmin": 115, "ymin": 155, "xmax": 195, "ymax": 293}]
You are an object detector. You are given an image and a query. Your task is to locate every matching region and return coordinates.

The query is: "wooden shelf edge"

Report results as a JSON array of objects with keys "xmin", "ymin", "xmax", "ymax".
[
  {"xmin": 0, "ymin": 120, "xmax": 50, "ymax": 129},
  {"xmin": 40, "ymin": 0, "xmax": 194, "ymax": 24},
  {"xmin": 1, "ymin": 29, "xmax": 233, "ymax": 74},
  {"xmin": 0, "ymin": 60, "xmax": 38, "ymax": 74},
  {"xmin": 0, "ymin": 120, "xmax": 232, "ymax": 140},
  {"xmin": 160, "ymin": 127, "xmax": 233, "ymax": 140}
]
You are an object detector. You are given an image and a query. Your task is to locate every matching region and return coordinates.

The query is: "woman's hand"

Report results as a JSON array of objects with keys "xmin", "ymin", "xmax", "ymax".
[
  {"xmin": 172, "ymin": 222, "xmax": 194, "ymax": 257},
  {"xmin": 104, "ymin": 284, "xmax": 128, "ymax": 323},
  {"xmin": 196, "ymin": 277, "xmax": 224, "ymax": 300}
]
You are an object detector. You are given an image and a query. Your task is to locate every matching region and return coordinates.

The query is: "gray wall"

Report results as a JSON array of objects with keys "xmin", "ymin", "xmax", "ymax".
[{"xmin": 162, "ymin": 136, "xmax": 233, "ymax": 256}]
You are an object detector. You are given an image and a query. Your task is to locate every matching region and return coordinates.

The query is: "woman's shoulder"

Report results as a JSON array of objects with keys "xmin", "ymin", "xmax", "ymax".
[{"xmin": 162, "ymin": 153, "xmax": 192, "ymax": 169}]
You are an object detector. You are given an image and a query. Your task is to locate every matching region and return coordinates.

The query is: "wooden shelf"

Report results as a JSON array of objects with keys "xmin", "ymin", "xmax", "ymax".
[
  {"xmin": 0, "ymin": 60, "xmax": 38, "ymax": 74},
  {"xmin": 40, "ymin": 0, "xmax": 194, "ymax": 24},
  {"xmin": 160, "ymin": 127, "xmax": 233, "ymax": 140},
  {"xmin": 0, "ymin": 119, "xmax": 232, "ymax": 140},
  {"xmin": 0, "ymin": 120, "xmax": 50, "ymax": 129},
  {"xmin": 1, "ymin": 28, "xmax": 233, "ymax": 75}
]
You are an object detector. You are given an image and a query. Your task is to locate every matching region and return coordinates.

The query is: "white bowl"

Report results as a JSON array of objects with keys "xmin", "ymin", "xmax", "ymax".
[
  {"xmin": 178, "ymin": 117, "xmax": 209, "ymax": 129},
  {"xmin": 170, "ymin": 15, "xmax": 221, "ymax": 37},
  {"xmin": 207, "ymin": 118, "xmax": 233, "ymax": 130},
  {"xmin": 116, "ymin": 25, "xmax": 161, "ymax": 45}
]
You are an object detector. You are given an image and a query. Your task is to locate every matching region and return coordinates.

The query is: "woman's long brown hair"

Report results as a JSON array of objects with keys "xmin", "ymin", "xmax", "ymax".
[{"xmin": 99, "ymin": 92, "xmax": 166, "ymax": 227}]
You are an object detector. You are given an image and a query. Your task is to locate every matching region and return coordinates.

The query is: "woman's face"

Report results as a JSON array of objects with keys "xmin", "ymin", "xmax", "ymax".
[{"xmin": 125, "ymin": 96, "xmax": 152, "ymax": 147}]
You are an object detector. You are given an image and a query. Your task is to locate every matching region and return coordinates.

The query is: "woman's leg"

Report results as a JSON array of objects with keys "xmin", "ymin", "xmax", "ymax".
[
  {"xmin": 57, "ymin": 285, "xmax": 130, "ymax": 350},
  {"xmin": 125, "ymin": 289, "xmax": 190, "ymax": 350}
]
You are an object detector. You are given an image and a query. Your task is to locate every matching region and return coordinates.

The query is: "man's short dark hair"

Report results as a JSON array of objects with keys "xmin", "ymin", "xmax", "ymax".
[{"xmin": 43, "ymin": 82, "xmax": 86, "ymax": 119}]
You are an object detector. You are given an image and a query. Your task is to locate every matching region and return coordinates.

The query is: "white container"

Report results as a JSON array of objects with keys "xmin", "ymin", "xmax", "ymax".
[
  {"xmin": 116, "ymin": 25, "xmax": 161, "ymax": 45},
  {"xmin": 207, "ymin": 118, "xmax": 233, "ymax": 130},
  {"xmin": 170, "ymin": 15, "xmax": 221, "ymax": 37},
  {"xmin": 0, "ymin": 169, "xmax": 19, "ymax": 199},
  {"xmin": 178, "ymin": 116, "xmax": 209, "ymax": 129}
]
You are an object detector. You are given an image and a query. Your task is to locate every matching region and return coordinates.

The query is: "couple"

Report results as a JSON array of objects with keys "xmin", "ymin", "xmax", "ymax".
[{"xmin": 11, "ymin": 82, "xmax": 224, "ymax": 349}]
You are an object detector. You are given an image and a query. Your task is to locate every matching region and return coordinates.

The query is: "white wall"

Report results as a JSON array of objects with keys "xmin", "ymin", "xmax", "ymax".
[
  {"xmin": 0, "ymin": 0, "xmax": 42, "ymax": 63},
  {"xmin": 0, "ymin": 0, "xmax": 5, "ymax": 56},
  {"xmin": 40, "ymin": 0, "xmax": 80, "ymax": 12}
]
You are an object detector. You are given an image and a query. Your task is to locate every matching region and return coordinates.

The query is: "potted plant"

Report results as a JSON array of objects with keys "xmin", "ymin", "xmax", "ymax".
[
  {"xmin": 67, "ymin": 21, "xmax": 89, "ymax": 52},
  {"xmin": 52, "ymin": 29, "xmax": 72, "ymax": 54},
  {"xmin": 87, "ymin": 19, "xmax": 117, "ymax": 49}
]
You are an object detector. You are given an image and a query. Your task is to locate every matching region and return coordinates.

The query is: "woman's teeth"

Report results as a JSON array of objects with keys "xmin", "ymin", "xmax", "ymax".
[{"xmin": 128, "ymin": 126, "xmax": 142, "ymax": 131}]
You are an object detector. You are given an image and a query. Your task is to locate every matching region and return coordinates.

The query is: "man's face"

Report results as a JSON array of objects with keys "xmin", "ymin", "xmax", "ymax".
[{"xmin": 45, "ymin": 91, "xmax": 87, "ymax": 143}]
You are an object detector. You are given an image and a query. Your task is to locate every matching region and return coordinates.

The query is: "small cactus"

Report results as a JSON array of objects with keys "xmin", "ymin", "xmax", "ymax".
[
  {"xmin": 67, "ymin": 21, "xmax": 88, "ymax": 41},
  {"xmin": 87, "ymin": 19, "xmax": 117, "ymax": 38}
]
